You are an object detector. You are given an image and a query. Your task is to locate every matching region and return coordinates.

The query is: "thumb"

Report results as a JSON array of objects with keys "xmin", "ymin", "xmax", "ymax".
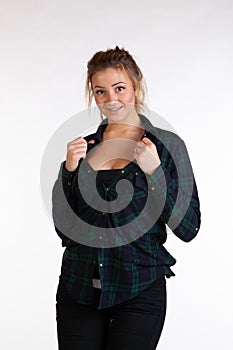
[{"xmin": 141, "ymin": 137, "xmax": 153, "ymax": 145}]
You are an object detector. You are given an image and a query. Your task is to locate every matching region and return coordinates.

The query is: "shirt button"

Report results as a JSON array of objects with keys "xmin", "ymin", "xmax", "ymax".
[
  {"xmin": 135, "ymin": 172, "xmax": 138, "ymax": 175},
  {"xmin": 151, "ymin": 186, "xmax": 155, "ymax": 191},
  {"xmin": 121, "ymin": 170, "xmax": 125, "ymax": 173},
  {"xmin": 195, "ymin": 227, "xmax": 198, "ymax": 231},
  {"xmin": 87, "ymin": 169, "xmax": 91, "ymax": 173},
  {"xmin": 102, "ymin": 212, "xmax": 106, "ymax": 215},
  {"xmin": 99, "ymin": 236, "xmax": 103, "ymax": 240},
  {"xmin": 100, "ymin": 263, "xmax": 103, "ymax": 267}
]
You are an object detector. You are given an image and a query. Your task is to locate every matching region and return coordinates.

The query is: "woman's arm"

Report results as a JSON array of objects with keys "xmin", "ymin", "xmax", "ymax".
[
  {"xmin": 52, "ymin": 162, "xmax": 79, "ymax": 247},
  {"xmin": 148, "ymin": 138, "xmax": 201, "ymax": 242},
  {"xmin": 52, "ymin": 136, "xmax": 96, "ymax": 247}
]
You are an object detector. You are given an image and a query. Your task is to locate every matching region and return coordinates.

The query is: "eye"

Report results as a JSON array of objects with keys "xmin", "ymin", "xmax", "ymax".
[
  {"xmin": 95, "ymin": 89, "xmax": 105, "ymax": 95},
  {"xmin": 116, "ymin": 86, "xmax": 125, "ymax": 92}
]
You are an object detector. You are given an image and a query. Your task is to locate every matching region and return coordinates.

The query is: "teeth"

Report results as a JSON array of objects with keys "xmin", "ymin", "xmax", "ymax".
[{"xmin": 106, "ymin": 106, "xmax": 122, "ymax": 111}]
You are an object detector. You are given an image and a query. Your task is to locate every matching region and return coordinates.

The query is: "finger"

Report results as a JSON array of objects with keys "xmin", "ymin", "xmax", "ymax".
[
  {"xmin": 141, "ymin": 137, "xmax": 153, "ymax": 145},
  {"xmin": 136, "ymin": 141, "xmax": 145, "ymax": 148},
  {"xmin": 87, "ymin": 139, "xmax": 95, "ymax": 144},
  {"xmin": 133, "ymin": 147, "xmax": 141, "ymax": 158},
  {"xmin": 68, "ymin": 145, "xmax": 87, "ymax": 153},
  {"xmin": 68, "ymin": 137, "xmax": 87, "ymax": 145},
  {"xmin": 133, "ymin": 149, "xmax": 139, "ymax": 160},
  {"xmin": 69, "ymin": 150, "xmax": 87, "ymax": 158},
  {"xmin": 68, "ymin": 142, "xmax": 87, "ymax": 149}
]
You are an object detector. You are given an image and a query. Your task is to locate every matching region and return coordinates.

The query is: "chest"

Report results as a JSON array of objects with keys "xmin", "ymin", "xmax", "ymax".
[{"xmin": 86, "ymin": 138, "xmax": 137, "ymax": 170}]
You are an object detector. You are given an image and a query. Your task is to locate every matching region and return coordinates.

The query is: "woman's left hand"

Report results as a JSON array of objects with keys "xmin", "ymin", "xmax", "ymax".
[{"xmin": 134, "ymin": 137, "xmax": 161, "ymax": 175}]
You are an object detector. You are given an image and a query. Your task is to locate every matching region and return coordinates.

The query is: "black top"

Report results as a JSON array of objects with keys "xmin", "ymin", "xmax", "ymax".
[{"xmin": 93, "ymin": 169, "xmax": 121, "ymax": 280}]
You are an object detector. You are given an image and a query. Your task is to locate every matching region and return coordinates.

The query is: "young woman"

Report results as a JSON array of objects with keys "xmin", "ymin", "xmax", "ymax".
[{"xmin": 52, "ymin": 46, "xmax": 201, "ymax": 349}]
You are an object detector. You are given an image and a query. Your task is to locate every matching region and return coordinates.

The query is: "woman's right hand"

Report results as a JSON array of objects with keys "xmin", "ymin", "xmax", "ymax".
[{"xmin": 65, "ymin": 137, "xmax": 95, "ymax": 172}]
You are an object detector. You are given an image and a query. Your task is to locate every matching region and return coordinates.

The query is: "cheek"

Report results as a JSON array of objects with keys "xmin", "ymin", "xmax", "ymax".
[
  {"xmin": 93, "ymin": 94, "xmax": 102, "ymax": 105},
  {"xmin": 124, "ymin": 90, "xmax": 136, "ymax": 104}
]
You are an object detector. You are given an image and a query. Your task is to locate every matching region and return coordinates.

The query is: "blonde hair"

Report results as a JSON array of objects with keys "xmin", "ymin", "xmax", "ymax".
[{"xmin": 85, "ymin": 46, "xmax": 146, "ymax": 113}]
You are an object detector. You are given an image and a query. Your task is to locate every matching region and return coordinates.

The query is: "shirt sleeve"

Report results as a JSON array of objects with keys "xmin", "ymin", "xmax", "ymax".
[
  {"xmin": 148, "ymin": 139, "xmax": 201, "ymax": 242},
  {"xmin": 52, "ymin": 161, "xmax": 79, "ymax": 247}
]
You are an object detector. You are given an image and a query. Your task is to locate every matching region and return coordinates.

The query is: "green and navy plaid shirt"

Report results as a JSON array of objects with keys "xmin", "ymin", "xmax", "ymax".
[{"xmin": 52, "ymin": 114, "xmax": 201, "ymax": 309}]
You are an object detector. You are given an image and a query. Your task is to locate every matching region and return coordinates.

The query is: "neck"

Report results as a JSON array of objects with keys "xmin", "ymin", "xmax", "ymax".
[{"xmin": 106, "ymin": 112, "xmax": 143, "ymax": 132}]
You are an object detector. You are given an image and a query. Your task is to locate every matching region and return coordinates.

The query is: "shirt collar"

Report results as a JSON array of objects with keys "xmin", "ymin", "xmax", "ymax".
[{"xmin": 84, "ymin": 114, "xmax": 156, "ymax": 145}]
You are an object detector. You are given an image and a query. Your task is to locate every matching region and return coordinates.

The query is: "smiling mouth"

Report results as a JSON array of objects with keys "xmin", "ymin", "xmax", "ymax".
[{"xmin": 104, "ymin": 106, "xmax": 123, "ymax": 112}]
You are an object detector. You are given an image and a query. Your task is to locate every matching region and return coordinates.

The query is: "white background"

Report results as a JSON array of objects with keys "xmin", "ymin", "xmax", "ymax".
[{"xmin": 1, "ymin": 0, "xmax": 233, "ymax": 349}]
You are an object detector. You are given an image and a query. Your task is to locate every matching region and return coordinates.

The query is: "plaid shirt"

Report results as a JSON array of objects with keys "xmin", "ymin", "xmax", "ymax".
[{"xmin": 52, "ymin": 114, "xmax": 201, "ymax": 309}]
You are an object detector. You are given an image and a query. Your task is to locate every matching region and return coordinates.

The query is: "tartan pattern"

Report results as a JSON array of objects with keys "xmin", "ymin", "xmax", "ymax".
[{"xmin": 52, "ymin": 114, "xmax": 201, "ymax": 309}]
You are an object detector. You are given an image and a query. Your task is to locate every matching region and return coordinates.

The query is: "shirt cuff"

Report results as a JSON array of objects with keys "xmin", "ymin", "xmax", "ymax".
[
  {"xmin": 62, "ymin": 161, "xmax": 77, "ymax": 177},
  {"xmin": 61, "ymin": 161, "xmax": 77, "ymax": 188},
  {"xmin": 147, "ymin": 164, "xmax": 173, "ymax": 192}
]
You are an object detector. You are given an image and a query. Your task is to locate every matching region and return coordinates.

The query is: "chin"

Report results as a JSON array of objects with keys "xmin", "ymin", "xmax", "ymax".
[{"xmin": 103, "ymin": 107, "xmax": 136, "ymax": 123}]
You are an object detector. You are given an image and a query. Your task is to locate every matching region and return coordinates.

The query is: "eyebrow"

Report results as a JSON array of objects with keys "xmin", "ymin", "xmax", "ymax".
[{"xmin": 93, "ymin": 81, "xmax": 126, "ymax": 89}]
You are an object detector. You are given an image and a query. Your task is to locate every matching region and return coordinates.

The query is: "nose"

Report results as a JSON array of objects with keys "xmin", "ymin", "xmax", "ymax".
[{"xmin": 105, "ymin": 89, "xmax": 118, "ymax": 103}]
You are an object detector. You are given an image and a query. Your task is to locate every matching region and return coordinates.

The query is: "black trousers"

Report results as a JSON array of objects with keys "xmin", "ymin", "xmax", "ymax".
[{"xmin": 56, "ymin": 276, "xmax": 166, "ymax": 350}]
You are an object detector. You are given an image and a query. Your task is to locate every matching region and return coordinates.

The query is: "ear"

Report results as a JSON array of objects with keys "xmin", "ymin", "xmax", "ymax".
[{"xmin": 134, "ymin": 86, "xmax": 140, "ymax": 104}]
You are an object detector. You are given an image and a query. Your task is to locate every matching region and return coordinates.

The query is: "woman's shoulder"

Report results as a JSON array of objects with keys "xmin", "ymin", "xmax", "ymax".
[
  {"xmin": 152, "ymin": 125, "xmax": 184, "ymax": 146},
  {"xmin": 139, "ymin": 113, "xmax": 185, "ymax": 147}
]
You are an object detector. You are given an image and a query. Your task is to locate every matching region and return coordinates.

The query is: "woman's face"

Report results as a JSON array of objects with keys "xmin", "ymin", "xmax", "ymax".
[{"xmin": 91, "ymin": 67, "xmax": 137, "ymax": 122}]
